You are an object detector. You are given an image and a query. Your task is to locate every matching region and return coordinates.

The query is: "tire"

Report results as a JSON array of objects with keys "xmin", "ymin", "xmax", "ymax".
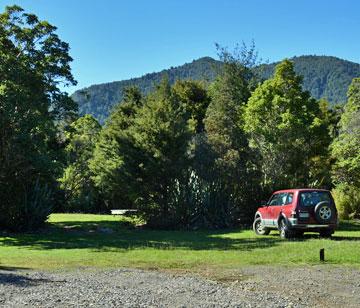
[
  {"xmin": 253, "ymin": 217, "xmax": 270, "ymax": 235},
  {"xmin": 314, "ymin": 201, "xmax": 335, "ymax": 223},
  {"xmin": 279, "ymin": 219, "xmax": 292, "ymax": 239},
  {"xmin": 319, "ymin": 229, "xmax": 333, "ymax": 238}
]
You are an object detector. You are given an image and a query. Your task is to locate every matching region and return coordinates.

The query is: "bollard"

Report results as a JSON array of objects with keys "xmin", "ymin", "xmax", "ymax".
[{"xmin": 320, "ymin": 248, "xmax": 325, "ymax": 261}]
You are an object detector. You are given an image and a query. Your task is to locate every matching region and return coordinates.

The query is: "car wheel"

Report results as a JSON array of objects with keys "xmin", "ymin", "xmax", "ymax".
[
  {"xmin": 279, "ymin": 219, "xmax": 292, "ymax": 239},
  {"xmin": 319, "ymin": 229, "xmax": 333, "ymax": 238},
  {"xmin": 253, "ymin": 217, "xmax": 270, "ymax": 235}
]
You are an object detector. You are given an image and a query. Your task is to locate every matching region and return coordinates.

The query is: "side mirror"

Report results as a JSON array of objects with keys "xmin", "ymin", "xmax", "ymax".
[{"xmin": 261, "ymin": 201, "xmax": 268, "ymax": 207}]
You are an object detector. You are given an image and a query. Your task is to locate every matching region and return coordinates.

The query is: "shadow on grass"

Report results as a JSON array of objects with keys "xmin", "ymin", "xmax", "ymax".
[
  {"xmin": 0, "ymin": 266, "xmax": 30, "ymax": 271},
  {"xmin": 292, "ymin": 234, "xmax": 360, "ymax": 241},
  {"xmin": 331, "ymin": 236, "xmax": 360, "ymax": 241},
  {"xmin": 1, "ymin": 219, "xmax": 359, "ymax": 251},
  {"xmin": 0, "ymin": 220, "xmax": 282, "ymax": 252},
  {"xmin": 338, "ymin": 220, "xmax": 360, "ymax": 231},
  {"xmin": 275, "ymin": 228, "xmax": 360, "ymax": 241}
]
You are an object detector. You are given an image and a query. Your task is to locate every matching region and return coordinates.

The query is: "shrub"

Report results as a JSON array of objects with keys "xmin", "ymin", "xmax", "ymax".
[
  {"xmin": 332, "ymin": 184, "xmax": 360, "ymax": 219},
  {"xmin": 0, "ymin": 179, "xmax": 52, "ymax": 231},
  {"xmin": 22, "ymin": 180, "xmax": 53, "ymax": 230}
]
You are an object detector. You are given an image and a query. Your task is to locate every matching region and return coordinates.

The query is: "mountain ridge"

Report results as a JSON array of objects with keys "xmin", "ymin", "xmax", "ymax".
[{"xmin": 72, "ymin": 55, "xmax": 360, "ymax": 123}]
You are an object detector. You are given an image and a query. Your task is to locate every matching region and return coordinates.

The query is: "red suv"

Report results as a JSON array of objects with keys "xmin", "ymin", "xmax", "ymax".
[{"xmin": 253, "ymin": 189, "xmax": 338, "ymax": 239}]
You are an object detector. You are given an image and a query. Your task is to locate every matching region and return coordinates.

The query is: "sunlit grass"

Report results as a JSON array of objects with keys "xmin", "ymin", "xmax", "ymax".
[{"xmin": 0, "ymin": 214, "xmax": 359, "ymax": 272}]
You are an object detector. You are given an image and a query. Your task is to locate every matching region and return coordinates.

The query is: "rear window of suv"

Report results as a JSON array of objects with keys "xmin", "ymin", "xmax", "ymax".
[{"xmin": 300, "ymin": 191, "xmax": 331, "ymax": 207}]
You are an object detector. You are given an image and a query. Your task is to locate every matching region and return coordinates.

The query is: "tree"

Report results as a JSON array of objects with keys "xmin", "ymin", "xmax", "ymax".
[
  {"xmin": 90, "ymin": 80, "xmax": 211, "ymax": 227},
  {"xmin": 244, "ymin": 59, "xmax": 330, "ymax": 191},
  {"xmin": 331, "ymin": 78, "xmax": 360, "ymax": 218},
  {"xmin": 172, "ymin": 80, "xmax": 210, "ymax": 133},
  {"xmin": 332, "ymin": 78, "xmax": 360, "ymax": 186},
  {"xmin": 201, "ymin": 43, "xmax": 261, "ymax": 225},
  {"xmin": 308, "ymin": 99, "xmax": 339, "ymax": 187},
  {"xmin": 59, "ymin": 115, "xmax": 101, "ymax": 212},
  {"xmin": 129, "ymin": 78, "xmax": 192, "ymax": 227},
  {"xmin": 90, "ymin": 86, "xmax": 143, "ymax": 210},
  {"xmin": 0, "ymin": 6, "xmax": 76, "ymax": 230}
]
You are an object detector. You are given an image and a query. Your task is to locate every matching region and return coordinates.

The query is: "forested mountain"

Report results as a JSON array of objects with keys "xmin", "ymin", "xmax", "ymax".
[
  {"xmin": 72, "ymin": 55, "xmax": 360, "ymax": 123},
  {"xmin": 257, "ymin": 55, "xmax": 360, "ymax": 105},
  {"xmin": 72, "ymin": 57, "xmax": 221, "ymax": 123}
]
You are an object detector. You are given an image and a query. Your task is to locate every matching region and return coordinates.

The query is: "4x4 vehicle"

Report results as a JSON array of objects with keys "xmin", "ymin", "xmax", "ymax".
[{"xmin": 253, "ymin": 189, "xmax": 338, "ymax": 239}]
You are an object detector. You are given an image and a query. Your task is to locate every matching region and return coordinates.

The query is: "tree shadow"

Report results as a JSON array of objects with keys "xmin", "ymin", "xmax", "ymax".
[
  {"xmin": 0, "ymin": 267, "xmax": 52, "ymax": 287},
  {"xmin": 52, "ymin": 219, "xmax": 136, "ymax": 232},
  {"xmin": 0, "ymin": 220, "xmax": 282, "ymax": 252},
  {"xmin": 0, "ymin": 266, "xmax": 29, "ymax": 271},
  {"xmin": 331, "ymin": 236, "xmax": 360, "ymax": 241},
  {"xmin": 282, "ymin": 232, "xmax": 360, "ymax": 242},
  {"xmin": 338, "ymin": 220, "xmax": 360, "ymax": 231},
  {"xmin": 2, "ymin": 219, "xmax": 359, "ymax": 252}
]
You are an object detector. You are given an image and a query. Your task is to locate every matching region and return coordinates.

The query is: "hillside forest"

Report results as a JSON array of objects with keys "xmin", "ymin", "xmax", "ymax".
[
  {"xmin": 1, "ymin": 6, "xmax": 360, "ymax": 231},
  {"xmin": 72, "ymin": 55, "xmax": 360, "ymax": 124}
]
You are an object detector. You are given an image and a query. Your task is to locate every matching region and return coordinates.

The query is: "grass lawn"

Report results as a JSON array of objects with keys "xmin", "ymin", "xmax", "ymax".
[{"xmin": 1, "ymin": 214, "xmax": 360, "ymax": 273}]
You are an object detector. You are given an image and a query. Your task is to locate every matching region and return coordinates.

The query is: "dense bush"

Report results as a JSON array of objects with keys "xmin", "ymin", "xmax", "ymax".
[
  {"xmin": 332, "ymin": 184, "xmax": 360, "ymax": 219},
  {"xmin": 20, "ymin": 180, "xmax": 53, "ymax": 230},
  {"xmin": 0, "ymin": 179, "xmax": 52, "ymax": 231}
]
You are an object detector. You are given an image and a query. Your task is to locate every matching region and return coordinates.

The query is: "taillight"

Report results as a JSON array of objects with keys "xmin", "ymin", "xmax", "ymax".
[{"xmin": 290, "ymin": 210, "xmax": 297, "ymax": 218}]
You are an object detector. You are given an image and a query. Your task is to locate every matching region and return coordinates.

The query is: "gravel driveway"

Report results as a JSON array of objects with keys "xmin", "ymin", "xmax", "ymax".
[{"xmin": 0, "ymin": 266, "xmax": 359, "ymax": 307}]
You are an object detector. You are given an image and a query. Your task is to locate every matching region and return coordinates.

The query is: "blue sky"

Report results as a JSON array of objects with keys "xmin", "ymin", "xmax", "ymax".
[{"xmin": 1, "ymin": 0, "xmax": 359, "ymax": 94}]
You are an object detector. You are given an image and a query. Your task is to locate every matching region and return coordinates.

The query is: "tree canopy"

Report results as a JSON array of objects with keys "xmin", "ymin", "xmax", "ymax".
[
  {"xmin": 0, "ymin": 6, "xmax": 76, "ymax": 230},
  {"xmin": 332, "ymin": 78, "xmax": 360, "ymax": 187},
  {"xmin": 244, "ymin": 59, "xmax": 330, "ymax": 190}
]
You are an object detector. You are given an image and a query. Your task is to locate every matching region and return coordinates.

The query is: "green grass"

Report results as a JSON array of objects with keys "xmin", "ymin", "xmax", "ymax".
[{"xmin": 1, "ymin": 213, "xmax": 360, "ymax": 273}]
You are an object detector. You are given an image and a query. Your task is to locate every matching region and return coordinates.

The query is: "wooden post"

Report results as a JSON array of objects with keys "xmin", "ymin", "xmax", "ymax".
[{"xmin": 320, "ymin": 248, "xmax": 325, "ymax": 261}]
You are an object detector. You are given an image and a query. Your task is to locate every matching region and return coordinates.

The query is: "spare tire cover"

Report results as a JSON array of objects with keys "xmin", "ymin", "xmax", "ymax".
[{"xmin": 314, "ymin": 201, "xmax": 334, "ymax": 223}]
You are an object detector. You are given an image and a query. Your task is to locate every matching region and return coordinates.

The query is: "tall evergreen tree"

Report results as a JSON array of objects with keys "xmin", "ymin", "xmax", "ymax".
[
  {"xmin": 90, "ymin": 86, "xmax": 143, "ymax": 209},
  {"xmin": 129, "ymin": 79, "xmax": 192, "ymax": 227},
  {"xmin": 331, "ymin": 78, "xmax": 360, "ymax": 186},
  {"xmin": 59, "ymin": 115, "xmax": 101, "ymax": 212},
  {"xmin": 202, "ymin": 43, "xmax": 261, "ymax": 225},
  {"xmin": 244, "ymin": 60, "xmax": 329, "ymax": 191},
  {"xmin": 331, "ymin": 78, "xmax": 360, "ymax": 218}
]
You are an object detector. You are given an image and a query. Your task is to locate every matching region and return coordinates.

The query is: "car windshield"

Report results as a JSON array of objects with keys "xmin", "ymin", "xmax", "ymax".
[{"xmin": 300, "ymin": 191, "xmax": 331, "ymax": 207}]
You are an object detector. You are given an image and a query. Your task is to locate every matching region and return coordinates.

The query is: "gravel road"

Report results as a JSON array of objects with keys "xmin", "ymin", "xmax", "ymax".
[{"xmin": 1, "ymin": 266, "xmax": 359, "ymax": 307}]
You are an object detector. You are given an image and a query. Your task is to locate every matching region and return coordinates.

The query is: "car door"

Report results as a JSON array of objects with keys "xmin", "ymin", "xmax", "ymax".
[
  {"xmin": 267, "ymin": 193, "xmax": 284, "ymax": 226},
  {"xmin": 271, "ymin": 193, "xmax": 288, "ymax": 227},
  {"xmin": 260, "ymin": 193, "xmax": 278, "ymax": 227}
]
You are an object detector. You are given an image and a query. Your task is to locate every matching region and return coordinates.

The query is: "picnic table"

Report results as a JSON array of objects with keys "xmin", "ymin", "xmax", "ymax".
[{"xmin": 110, "ymin": 209, "xmax": 138, "ymax": 216}]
